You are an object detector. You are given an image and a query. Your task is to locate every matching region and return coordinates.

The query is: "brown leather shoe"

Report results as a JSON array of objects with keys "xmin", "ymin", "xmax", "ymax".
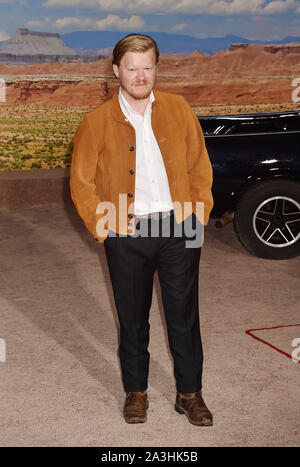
[
  {"xmin": 175, "ymin": 391, "xmax": 213, "ymax": 426},
  {"xmin": 123, "ymin": 391, "xmax": 149, "ymax": 424}
]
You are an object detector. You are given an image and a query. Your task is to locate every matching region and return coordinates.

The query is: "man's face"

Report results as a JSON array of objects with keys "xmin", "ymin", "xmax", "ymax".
[{"xmin": 113, "ymin": 48, "xmax": 157, "ymax": 101}]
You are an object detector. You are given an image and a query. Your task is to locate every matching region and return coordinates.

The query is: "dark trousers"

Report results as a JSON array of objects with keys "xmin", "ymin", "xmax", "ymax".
[{"xmin": 104, "ymin": 213, "xmax": 203, "ymax": 393}]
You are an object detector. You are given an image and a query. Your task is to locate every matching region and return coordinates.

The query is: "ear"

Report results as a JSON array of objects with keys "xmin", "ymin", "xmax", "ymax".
[{"xmin": 113, "ymin": 64, "xmax": 119, "ymax": 78}]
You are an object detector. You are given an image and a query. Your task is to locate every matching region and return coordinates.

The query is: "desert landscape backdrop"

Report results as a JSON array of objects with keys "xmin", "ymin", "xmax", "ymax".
[{"xmin": 0, "ymin": 28, "xmax": 299, "ymax": 171}]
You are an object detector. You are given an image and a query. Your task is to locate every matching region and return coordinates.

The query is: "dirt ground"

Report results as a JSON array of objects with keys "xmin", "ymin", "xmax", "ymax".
[{"xmin": 1, "ymin": 204, "xmax": 299, "ymax": 447}]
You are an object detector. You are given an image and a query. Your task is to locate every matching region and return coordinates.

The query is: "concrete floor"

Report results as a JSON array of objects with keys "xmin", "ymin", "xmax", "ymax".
[{"xmin": 0, "ymin": 204, "xmax": 299, "ymax": 447}]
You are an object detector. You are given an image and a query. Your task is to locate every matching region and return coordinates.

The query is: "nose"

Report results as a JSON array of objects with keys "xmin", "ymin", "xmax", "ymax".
[{"xmin": 136, "ymin": 68, "xmax": 146, "ymax": 80}]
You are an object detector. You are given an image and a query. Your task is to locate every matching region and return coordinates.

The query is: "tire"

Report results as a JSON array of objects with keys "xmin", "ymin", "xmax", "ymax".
[{"xmin": 233, "ymin": 180, "xmax": 300, "ymax": 259}]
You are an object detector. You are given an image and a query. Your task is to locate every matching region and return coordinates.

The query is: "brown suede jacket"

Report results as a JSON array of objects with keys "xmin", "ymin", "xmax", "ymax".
[{"xmin": 70, "ymin": 87, "xmax": 214, "ymax": 243}]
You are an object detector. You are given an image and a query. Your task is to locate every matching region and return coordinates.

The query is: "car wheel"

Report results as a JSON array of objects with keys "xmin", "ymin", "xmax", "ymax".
[{"xmin": 234, "ymin": 180, "xmax": 300, "ymax": 259}]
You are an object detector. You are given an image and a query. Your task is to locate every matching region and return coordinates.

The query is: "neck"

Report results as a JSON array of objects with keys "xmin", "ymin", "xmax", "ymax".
[{"xmin": 121, "ymin": 89, "xmax": 151, "ymax": 116}]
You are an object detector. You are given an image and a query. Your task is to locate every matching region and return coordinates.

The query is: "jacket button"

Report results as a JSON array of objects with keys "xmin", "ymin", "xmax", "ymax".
[
  {"xmin": 129, "ymin": 146, "xmax": 135, "ymax": 151},
  {"xmin": 128, "ymin": 192, "xmax": 133, "ymax": 198},
  {"xmin": 128, "ymin": 229, "xmax": 133, "ymax": 233},
  {"xmin": 129, "ymin": 169, "xmax": 135, "ymax": 175},
  {"xmin": 128, "ymin": 214, "xmax": 133, "ymax": 219}
]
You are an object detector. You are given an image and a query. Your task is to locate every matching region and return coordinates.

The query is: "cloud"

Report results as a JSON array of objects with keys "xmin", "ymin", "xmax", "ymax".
[
  {"xmin": 53, "ymin": 14, "xmax": 145, "ymax": 30},
  {"xmin": 26, "ymin": 17, "xmax": 52, "ymax": 27},
  {"xmin": 26, "ymin": 20, "xmax": 44, "ymax": 26},
  {"xmin": 42, "ymin": 0, "xmax": 300, "ymax": 15},
  {"xmin": 171, "ymin": 23, "xmax": 188, "ymax": 32},
  {"xmin": 0, "ymin": 30, "xmax": 10, "ymax": 40},
  {"xmin": 263, "ymin": 0, "xmax": 297, "ymax": 14},
  {"xmin": 53, "ymin": 16, "xmax": 94, "ymax": 28},
  {"xmin": 95, "ymin": 14, "xmax": 145, "ymax": 30}
]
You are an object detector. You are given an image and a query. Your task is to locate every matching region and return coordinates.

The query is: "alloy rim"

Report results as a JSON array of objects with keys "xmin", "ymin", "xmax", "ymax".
[{"xmin": 253, "ymin": 196, "xmax": 300, "ymax": 248}]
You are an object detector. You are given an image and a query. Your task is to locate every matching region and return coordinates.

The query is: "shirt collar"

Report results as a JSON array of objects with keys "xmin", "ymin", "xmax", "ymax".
[{"xmin": 119, "ymin": 87, "xmax": 155, "ymax": 116}]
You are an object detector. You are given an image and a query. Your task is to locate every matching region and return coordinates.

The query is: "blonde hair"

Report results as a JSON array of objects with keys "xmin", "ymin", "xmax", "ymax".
[{"xmin": 112, "ymin": 34, "xmax": 159, "ymax": 66}]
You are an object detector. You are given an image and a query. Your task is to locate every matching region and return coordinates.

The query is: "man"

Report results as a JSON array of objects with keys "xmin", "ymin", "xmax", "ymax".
[{"xmin": 70, "ymin": 34, "xmax": 214, "ymax": 426}]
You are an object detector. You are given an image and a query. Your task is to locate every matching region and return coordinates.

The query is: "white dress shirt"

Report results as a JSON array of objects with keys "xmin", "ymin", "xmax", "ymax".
[{"xmin": 118, "ymin": 88, "xmax": 174, "ymax": 216}]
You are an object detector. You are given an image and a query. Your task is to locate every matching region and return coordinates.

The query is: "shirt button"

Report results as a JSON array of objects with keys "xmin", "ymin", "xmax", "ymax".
[
  {"xmin": 128, "ymin": 229, "xmax": 133, "ymax": 233},
  {"xmin": 129, "ymin": 146, "xmax": 135, "ymax": 152},
  {"xmin": 128, "ymin": 192, "xmax": 133, "ymax": 198},
  {"xmin": 128, "ymin": 222, "xmax": 132, "ymax": 226},
  {"xmin": 129, "ymin": 170, "xmax": 135, "ymax": 175},
  {"xmin": 128, "ymin": 214, "xmax": 133, "ymax": 219}
]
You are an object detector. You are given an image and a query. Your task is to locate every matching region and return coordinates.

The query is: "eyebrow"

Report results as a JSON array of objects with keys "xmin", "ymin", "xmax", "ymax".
[{"xmin": 126, "ymin": 65, "xmax": 154, "ymax": 68}]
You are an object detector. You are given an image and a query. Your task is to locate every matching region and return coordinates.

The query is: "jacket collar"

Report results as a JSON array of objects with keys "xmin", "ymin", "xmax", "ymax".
[{"xmin": 110, "ymin": 86, "xmax": 160, "ymax": 124}]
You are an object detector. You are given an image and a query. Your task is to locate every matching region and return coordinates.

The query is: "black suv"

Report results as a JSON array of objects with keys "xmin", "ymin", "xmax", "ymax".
[{"xmin": 198, "ymin": 109, "xmax": 300, "ymax": 259}]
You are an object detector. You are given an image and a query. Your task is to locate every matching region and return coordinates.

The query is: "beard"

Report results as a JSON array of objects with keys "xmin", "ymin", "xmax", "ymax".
[{"xmin": 128, "ymin": 80, "xmax": 154, "ymax": 100}]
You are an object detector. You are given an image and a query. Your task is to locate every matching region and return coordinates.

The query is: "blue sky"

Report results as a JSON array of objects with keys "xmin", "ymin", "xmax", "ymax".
[{"xmin": 0, "ymin": 0, "xmax": 299, "ymax": 41}]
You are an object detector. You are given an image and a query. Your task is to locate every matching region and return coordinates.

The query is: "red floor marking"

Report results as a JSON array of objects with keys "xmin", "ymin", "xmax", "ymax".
[{"xmin": 245, "ymin": 324, "xmax": 300, "ymax": 362}]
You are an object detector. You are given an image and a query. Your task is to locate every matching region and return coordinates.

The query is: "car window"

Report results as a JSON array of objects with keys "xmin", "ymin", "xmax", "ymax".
[
  {"xmin": 199, "ymin": 114, "xmax": 300, "ymax": 136},
  {"xmin": 284, "ymin": 118, "xmax": 300, "ymax": 131},
  {"xmin": 199, "ymin": 120, "xmax": 225, "ymax": 135},
  {"xmin": 224, "ymin": 121, "xmax": 281, "ymax": 135}
]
